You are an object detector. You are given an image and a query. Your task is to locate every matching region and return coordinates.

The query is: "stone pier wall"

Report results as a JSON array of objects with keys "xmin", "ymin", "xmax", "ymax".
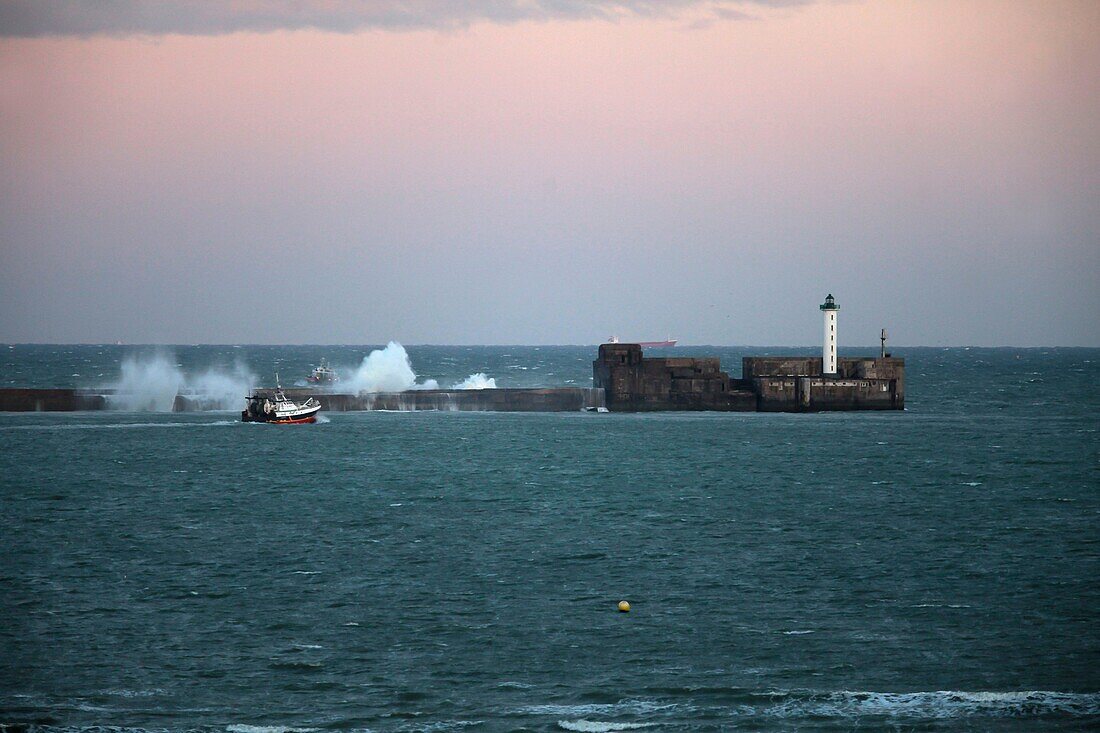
[
  {"xmin": 241, "ymin": 388, "xmax": 604, "ymax": 413},
  {"xmin": 0, "ymin": 387, "xmax": 604, "ymax": 413}
]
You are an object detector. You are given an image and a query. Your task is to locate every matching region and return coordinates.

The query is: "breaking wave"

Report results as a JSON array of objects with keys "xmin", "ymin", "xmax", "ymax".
[
  {"xmin": 343, "ymin": 342, "xmax": 495, "ymax": 393},
  {"xmin": 343, "ymin": 342, "xmax": 431, "ymax": 393}
]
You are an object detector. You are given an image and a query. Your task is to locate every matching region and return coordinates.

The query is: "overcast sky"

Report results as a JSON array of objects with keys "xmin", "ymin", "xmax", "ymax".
[{"xmin": 1, "ymin": 0, "xmax": 1097, "ymax": 346}]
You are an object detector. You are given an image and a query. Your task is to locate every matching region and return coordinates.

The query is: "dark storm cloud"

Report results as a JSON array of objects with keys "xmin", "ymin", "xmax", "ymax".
[{"xmin": 0, "ymin": 1, "xmax": 810, "ymax": 37}]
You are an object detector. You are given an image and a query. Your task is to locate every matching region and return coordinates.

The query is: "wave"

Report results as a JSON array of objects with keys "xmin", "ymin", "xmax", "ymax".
[
  {"xmin": 523, "ymin": 690, "xmax": 1100, "ymax": 727},
  {"xmin": 97, "ymin": 689, "xmax": 164, "ymax": 699},
  {"xmin": 226, "ymin": 726, "xmax": 318, "ymax": 733},
  {"xmin": 557, "ymin": 722, "xmax": 654, "ymax": 732},
  {"xmin": 6, "ymin": 690, "xmax": 1095, "ymax": 733},
  {"xmin": 0, "ymin": 420, "xmax": 238, "ymax": 431},
  {"xmin": 517, "ymin": 701, "xmax": 675, "ymax": 717},
  {"xmin": 760, "ymin": 689, "xmax": 1100, "ymax": 719}
]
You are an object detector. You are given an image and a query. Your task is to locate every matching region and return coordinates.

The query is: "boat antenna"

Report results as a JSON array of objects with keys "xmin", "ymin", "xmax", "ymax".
[
  {"xmin": 880, "ymin": 329, "xmax": 888, "ymax": 359},
  {"xmin": 275, "ymin": 371, "xmax": 281, "ymax": 389}
]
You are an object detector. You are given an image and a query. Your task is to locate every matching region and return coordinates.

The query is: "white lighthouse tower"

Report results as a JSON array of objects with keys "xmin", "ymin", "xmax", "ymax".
[{"xmin": 820, "ymin": 293, "xmax": 839, "ymax": 375}]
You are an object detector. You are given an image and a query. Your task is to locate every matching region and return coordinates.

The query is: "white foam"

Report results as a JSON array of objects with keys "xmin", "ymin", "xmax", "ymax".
[
  {"xmin": 452, "ymin": 372, "xmax": 497, "ymax": 389},
  {"xmin": 100, "ymin": 688, "xmax": 165, "ymax": 698},
  {"xmin": 520, "ymin": 701, "xmax": 673, "ymax": 717},
  {"xmin": 764, "ymin": 690, "xmax": 1100, "ymax": 719},
  {"xmin": 557, "ymin": 722, "xmax": 653, "ymax": 732},
  {"xmin": 233, "ymin": 723, "xmax": 314, "ymax": 732}
]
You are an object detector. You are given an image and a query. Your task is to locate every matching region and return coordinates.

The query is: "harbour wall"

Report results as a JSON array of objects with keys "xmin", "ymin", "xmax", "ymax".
[
  {"xmin": 239, "ymin": 388, "xmax": 604, "ymax": 413},
  {"xmin": 0, "ymin": 387, "xmax": 604, "ymax": 413},
  {"xmin": 0, "ymin": 388, "xmax": 107, "ymax": 412}
]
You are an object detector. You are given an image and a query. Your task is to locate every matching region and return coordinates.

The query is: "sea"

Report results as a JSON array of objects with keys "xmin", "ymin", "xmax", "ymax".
[{"xmin": 1, "ymin": 344, "xmax": 1098, "ymax": 732}]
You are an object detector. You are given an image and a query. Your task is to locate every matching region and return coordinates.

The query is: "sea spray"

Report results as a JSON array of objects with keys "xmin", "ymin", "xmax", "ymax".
[
  {"xmin": 184, "ymin": 362, "xmax": 256, "ymax": 410},
  {"xmin": 108, "ymin": 354, "xmax": 254, "ymax": 411},
  {"xmin": 108, "ymin": 354, "xmax": 184, "ymax": 411}
]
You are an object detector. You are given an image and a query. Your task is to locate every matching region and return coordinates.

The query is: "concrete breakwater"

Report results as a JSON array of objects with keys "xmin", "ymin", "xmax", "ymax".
[
  {"xmin": 240, "ymin": 388, "xmax": 604, "ymax": 413},
  {"xmin": 0, "ymin": 387, "xmax": 605, "ymax": 413},
  {"xmin": 0, "ymin": 388, "xmax": 108, "ymax": 412}
]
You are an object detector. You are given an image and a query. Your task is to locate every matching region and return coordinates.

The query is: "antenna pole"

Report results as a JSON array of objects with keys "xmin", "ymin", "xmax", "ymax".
[{"xmin": 880, "ymin": 329, "xmax": 887, "ymax": 359}]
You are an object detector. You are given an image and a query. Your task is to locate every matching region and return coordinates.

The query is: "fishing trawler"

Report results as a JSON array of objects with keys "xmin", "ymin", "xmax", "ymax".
[
  {"xmin": 306, "ymin": 358, "xmax": 339, "ymax": 384},
  {"xmin": 241, "ymin": 374, "xmax": 321, "ymax": 424}
]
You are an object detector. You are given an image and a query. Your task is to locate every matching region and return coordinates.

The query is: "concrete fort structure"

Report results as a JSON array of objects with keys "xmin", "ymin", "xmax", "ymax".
[
  {"xmin": 593, "ymin": 345, "xmax": 904, "ymax": 412},
  {"xmin": 593, "ymin": 293, "xmax": 904, "ymax": 412}
]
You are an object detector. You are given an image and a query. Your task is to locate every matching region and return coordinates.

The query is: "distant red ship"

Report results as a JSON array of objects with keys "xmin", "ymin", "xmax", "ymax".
[{"xmin": 607, "ymin": 336, "xmax": 677, "ymax": 348}]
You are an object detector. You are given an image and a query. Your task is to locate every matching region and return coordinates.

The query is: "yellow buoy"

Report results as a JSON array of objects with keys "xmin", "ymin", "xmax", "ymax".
[{"xmin": 618, "ymin": 600, "xmax": 631, "ymax": 612}]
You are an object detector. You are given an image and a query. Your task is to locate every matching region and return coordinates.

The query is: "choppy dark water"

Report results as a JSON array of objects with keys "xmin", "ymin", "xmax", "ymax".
[{"xmin": 1, "ymin": 345, "xmax": 1098, "ymax": 731}]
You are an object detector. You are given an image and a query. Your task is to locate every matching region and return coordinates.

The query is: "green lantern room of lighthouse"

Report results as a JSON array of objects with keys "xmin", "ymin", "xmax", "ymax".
[{"xmin": 820, "ymin": 294, "xmax": 839, "ymax": 311}]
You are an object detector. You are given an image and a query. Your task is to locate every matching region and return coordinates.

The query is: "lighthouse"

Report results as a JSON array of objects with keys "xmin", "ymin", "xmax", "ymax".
[{"xmin": 820, "ymin": 294, "xmax": 839, "ymax": 375}]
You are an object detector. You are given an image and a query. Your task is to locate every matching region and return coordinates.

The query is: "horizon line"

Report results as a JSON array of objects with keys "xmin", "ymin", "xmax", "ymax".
[{"xmin": 4, "ymin": 342, "xmax": 1099, "ymax": 350}]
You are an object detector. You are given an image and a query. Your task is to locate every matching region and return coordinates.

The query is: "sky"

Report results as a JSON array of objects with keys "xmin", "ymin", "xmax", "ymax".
[{"xmin": 0, "ymin": 0, "xmax": 1097, "ymax": 346}]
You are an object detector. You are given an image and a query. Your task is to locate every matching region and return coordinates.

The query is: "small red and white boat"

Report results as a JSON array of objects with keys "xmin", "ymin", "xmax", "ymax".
[{"xmin": 242, "ymin": 376, "xmax": 321, "ymax": 424}]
